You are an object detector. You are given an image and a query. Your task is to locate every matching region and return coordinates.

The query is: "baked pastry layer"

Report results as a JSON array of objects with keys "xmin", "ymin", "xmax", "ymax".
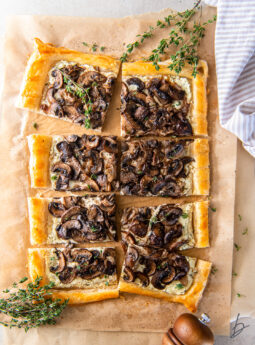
[
  {"xmin": 28, "ymin": 247, "xmax": 119, "ymax": 303},
  {"xmin": 120, "ymin": 138, "xmax": 209, "ymax": 196},
  {"xmin": 28, "ymin": 134, "xmax": 118, "ymax": 191},
  {"xmin": 28, "ymin": 194, "xmax": 116, "ymax": 245},
  {"xmin": 121, "ymin": 59, "xmax": 208, "ymax": 138},
  {"xmin": 17, "ymin": 38, "xmax": 121, "ymax": 131},
  {"xmin": 119, "ymin": 245, "xmax": 211, "ymax": 312},
  {"xmin": 121, "ymin": 200, "xmax": 209, "ymax": 250}
]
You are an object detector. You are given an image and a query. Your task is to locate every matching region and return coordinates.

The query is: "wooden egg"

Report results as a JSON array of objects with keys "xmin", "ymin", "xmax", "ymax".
[{"xmin": 162, "ymin": 313, "xmax": 214, "ymax": 345}]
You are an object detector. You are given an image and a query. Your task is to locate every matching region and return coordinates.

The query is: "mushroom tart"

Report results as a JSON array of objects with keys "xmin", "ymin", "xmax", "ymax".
[
  {"xmin": 119, "ymin": 245, "xmax": 211, "ymax": 312},
  {"xmin": 28, "ymin": 194, "xmax": 116, "ymax": 245},
  {"xmin": 17, "ymin": 39, "xmax": 120, "ymax": 130},
  {"xmin": 28, "ymin": 247, "xmax": 119, "ymax": 304},
  {"xmin": 121, "ymin": 201, "xmax": 209, "ymax": 250},
  {"xmin": 121, "ymin": 59, "xmax": 208, "ymax": 138},
  {"xmin": 28, "ymin": 134, "xmax": 118, "ymax": 191},
  {"xmin": 120, "ymin": 138, "xmax": 209, "ymax": 197}
]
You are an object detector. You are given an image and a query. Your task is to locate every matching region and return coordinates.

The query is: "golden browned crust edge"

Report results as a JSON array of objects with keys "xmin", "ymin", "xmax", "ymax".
[
  {"xmin": 28, "ymin": 248, "xmax": 119, "ymax": 304},
  {"xmin": 119, "ymin": 259, "xmax": 211, "ymax": 312},
  {"xmin": 28, "ymin": 198, "xmax": 49, "ymax": 245},
  {"xmin": 27, "ymin": 134, "xmax": 52, "ymax": 188},
  {"xmin": 193, "ymin": 201, "xmax": 209, "ymax": 248},
  {"xmin": 17, "ymin": 38, "xmax": 121, "ymax": 111},
  {"xmin": 191, "ymin": 138, "xmax": 209, "ymax": 169},
  {"xmin": 191, "ymin": 60, "xmax": 208, "ymax": 136},
  {"xmin": 192, "ymin": 168, "xmax": 210, "ymax": 196}
]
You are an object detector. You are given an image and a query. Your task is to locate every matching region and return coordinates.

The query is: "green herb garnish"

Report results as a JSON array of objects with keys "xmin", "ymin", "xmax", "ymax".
[
  {"xmin": 238, "ymin": 214, "xmax": 242, "ymax": 221},
  {"xmin": 0, "ymin": 277, "xmax": 68, "ymax": 332},
  {"xmin": 211, "ymin": 266, "xmax": 218, "ymax": 275},
  {"xmin": 82, "ymin": 42, "xmax": 88, "ymax": 46},
  {"xmin": 91, "ymin": 226, "xmax": 97, "ymax": 232},
  {"xmin": 51, "ymin": 175, "xmax": 58, "ymax": 181},
  {"xmin": 242, "ymin": 228, "xmax": 248, "ymax": 235},
  {"xmin": 92, "ymin": 43, "xmax": 98, "ymax": 52},
  {"xmin": 120, "ymin": 0, "xmax": 216, "ymax": 77},
  {"xmin": 232, "ymin": 272, "xmax": 238, "ymax": 277},
  {"xmin": 153, "ymin": 176, "xmax": 158, "ymax": 182},
  {"xmin": 181, "ymin": 213, "xmax": 188, "ymax": 219},
  {"xmin": 210, "ymin": 207, "xmax": 216, "ymax": 212},
  {"xmin": 105, "ymin": 281, "xmax": 109, "ymax": 286},
  {"xmin": 176, "ymin": 283, "xmax": 184, "ymax": 289},
  {"xmin": 100, "ymin": 46, "xmax": 105, "ymax": 51},
  {"xmin": 33, "ymin": 123, "xmax": 38, "ymax": 129},
  {"xmin": 234, "ymin": 243, "xmax": 241, "ymax": 251},
  {"xmin": 91, "ymin": 174, "xmax": 97, "ymax": 180}
]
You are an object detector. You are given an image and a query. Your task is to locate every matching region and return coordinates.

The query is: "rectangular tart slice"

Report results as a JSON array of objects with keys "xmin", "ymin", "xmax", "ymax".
[
  {"xmin": 121, "ymin": 201, "xmax": 209, "ymax": 250},
  {"xmin": 28, "ymin": 134, "xmax": 118, "ymax": 191},
  {"xmin": 121, "ymin": 59, "xmax": 208, "ymax": 138},
  {"xmin": 119, "ymin": 245, "xmax": 211, "ymax": 312},
  {"xmin": 28, "ymin": 194, "xmax": 116, "ymax": 245},
  {"xmin": 28, "ymin": 247, "xmax": 119, "ymax": 304},
  {"xmin": 120, "ymin": 138, "xmax": 209, "ymax": 197},
  {"xmin": 17, "ymin": 38, "xmax": 121, "ymax": 131}
]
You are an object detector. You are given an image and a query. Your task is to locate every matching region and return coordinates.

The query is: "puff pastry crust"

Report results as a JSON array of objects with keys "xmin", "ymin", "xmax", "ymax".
[
  {"xmin": 17, "ymin": 38, "xmax": 121, "ymax": 130},
  {"xmin": 27, "ymin": 134, "xmax": 118, "ymax": 191},
  {"xmin": 121, "ymin": 200, "xmax": 209, "ymax": 250},
  {"xmin": 28, "ymin": 194, "xmax": 117, "ymax": 245},
  {"xmin": 119, "ymin": 258, "xmax": 211, "ymax": 312},
  {"xmin": 28, "ymin": 248, "xmax": 119, "ymax": 304},
  {"xmin": 120, "ymin": 138, "xmax": 209, "ymax": 196},
  {"xmin": 121, "ymin": 59, "xmax": 208, "ymax": 138}
]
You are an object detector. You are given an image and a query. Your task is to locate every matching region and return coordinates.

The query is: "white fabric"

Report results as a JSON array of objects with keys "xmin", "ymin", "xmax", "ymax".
[{"xmin": 204, "ymin": 0, "xmax": 255, "ymax": 157}]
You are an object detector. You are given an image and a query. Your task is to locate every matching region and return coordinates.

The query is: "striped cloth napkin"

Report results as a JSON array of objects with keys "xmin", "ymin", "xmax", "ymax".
[{"xmin": 204, "ymin": 0, "xmax": 255, "ymax": 157}]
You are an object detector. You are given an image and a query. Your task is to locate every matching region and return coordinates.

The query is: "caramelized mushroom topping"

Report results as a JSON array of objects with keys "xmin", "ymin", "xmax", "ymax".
[
  {"xmin": 48, "ymin": 195, "xmax": 116, "ymax": 243},
  {"xmin": 49, "ymin": 247, "xmax": 117, "ymax": 285},
  {"xmin": 121, "ymin": 76, "xmax": 191, "ymax": 137},
  {"xmin": 120, "ymin": 139, "xmax": 194, "ymax": 197},
  {"xmin": 50, "ymin": 135, "xmax": 118, "ymax": 192},
  {"xmin": 41, "ymin": 63, "xmax": 116, "ymax": 129},
  {"xmin": 122, "ymin": 245, "xmax": 191, "ymax": 291},
  {"xmin": 121, "ymin": 204, "xmax": 189, "ymax": 250}
]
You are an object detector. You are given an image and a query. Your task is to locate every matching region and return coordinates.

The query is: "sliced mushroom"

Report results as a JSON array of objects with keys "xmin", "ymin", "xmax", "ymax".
[
  {"xmin": 55, "ymin": 175, "xmax": 69, "ymax": 190},
  {"xmin": 135, "ymin": 272, "xmax": 149, "ymax": 287},
  {"xmin": 63, "ymin": 196, "xmax": 77, "ymax": 209},
  {"xmin": 61, "ymin": 206, "xmax": 83, "ymax": 222},
  {"xmin": 143, "ymin": 260, "xmax": 156, "ymax": 276},
  {"xmin": 65, "ymin": 156, "xmax": 81, "ymax": 180},
  {"xmin": 78, "ymin": 71, "xmax": 106, "ymax": 86},
  {"xmin": 51, "ymin": 69, "xmax": 63, "ymax": 89},
  {"xmin": 161, "ymin": 267, "xmax": 176, "ymax": 284},
  {"xmin": 50, "ymin": 251, "xmax": 66, "ymax": 273},
  {"xmin": 49, "ymin": 102, "xmax": 64, "ymax": 117},
  {"xmin": 130, "ymin": 222, "xmax": 148, "ymax": 238},
  {"xmin": 56, "ymin": 141, "xmax": 73, "ymax": 158},
  {"xmin": 54, "ymin": 89, "xmax": 76, "ymax": 105},
  {"xmin": 87, "ymin": 205, "xmax": 104, "ymax": 222},
  {"xmin": 51, "ymin": 162, "xmax": 72, "ymax": 177},
  {"xmin": 123, "ymin": 267, "xmax": 135, "ymax": 282},
  {"xmin": 85, "ymin": 135, "xmax": 100, "ymax": 148},
  {"xmin": 48, "ymin": 201, "xmax": 66, "ymax": 217},
  {"xmin": 103, "ymin": 137, "xmax": 118, "ymax": 153},
  {"xmin": 63, "ymin": 105, "xmax": 82, "ymax": 120},
  {"xmin": 46, "ymin": 87, "xmax": 55, "ymax": 104},
  {"xmin": 126, "ymin": 77, "xmax": 145, "ymax": 91},
  {"xmin": 58, "ymin": 220, "xmax": 82, "ymax": 239},
  {"xmin": 58, "ymin": 267, "xmax": 76, "ymax": 284},
  {"xmin": 71, "ymin": 248, "xmax": 93, "ymax": 262},
  {"xmin": 125, "ymin": 246, "xmax": 139, "ymax": 268}
]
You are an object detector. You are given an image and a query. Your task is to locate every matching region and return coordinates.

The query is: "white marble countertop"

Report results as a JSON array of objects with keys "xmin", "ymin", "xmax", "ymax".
[{"xmin": 0, "ymin": 0, "xmax": 254, "ymax": 344}]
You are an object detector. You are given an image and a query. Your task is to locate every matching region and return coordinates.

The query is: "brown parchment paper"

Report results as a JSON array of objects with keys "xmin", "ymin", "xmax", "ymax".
[{"xmin": 0, "ymin": 6, "xmax": 237, "ymax": 336}]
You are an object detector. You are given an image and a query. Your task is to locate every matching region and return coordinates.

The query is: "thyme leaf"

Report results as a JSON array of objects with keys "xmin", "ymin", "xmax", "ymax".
[{"xmin": 0, "ymin": 277, "xmax": 68, "ymax": 332}]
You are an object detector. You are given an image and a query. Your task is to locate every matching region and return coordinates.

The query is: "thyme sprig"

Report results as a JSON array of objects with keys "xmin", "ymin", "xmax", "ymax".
[
  {"xmin": 0, "ymin": 277, "xmax": 68, "ymax": 332},
  {"xmin": 121, "ymin": 0, "xmax": 216, "ymax": 77},
  {"xmin": 59, "ymin": 69, "xmax": 92, "ymax": 129}
]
